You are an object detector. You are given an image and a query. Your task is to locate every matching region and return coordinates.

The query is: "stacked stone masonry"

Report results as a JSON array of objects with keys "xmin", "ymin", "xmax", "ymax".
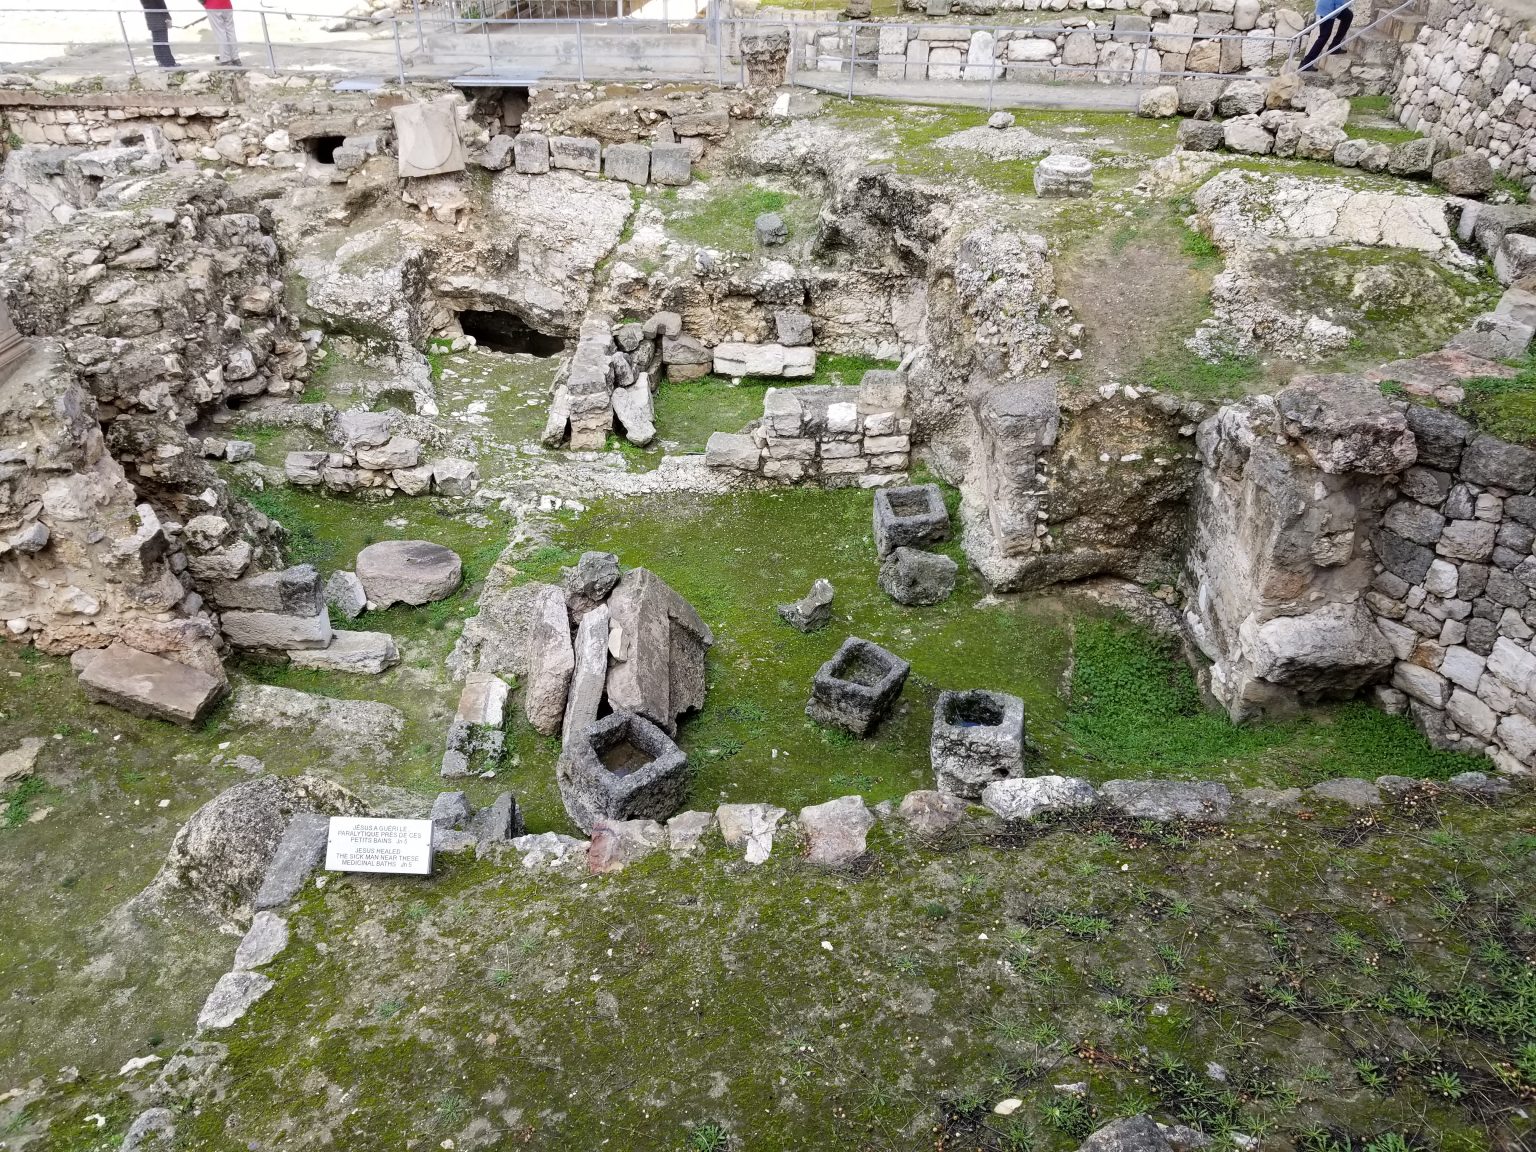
[
  {"xmin": 1393, "ymin": 0, "xmax": 1536, "ymax": 188},
  {"xmin": 705, "ymin": 369, "xmax": 912, "ymax": 487}
]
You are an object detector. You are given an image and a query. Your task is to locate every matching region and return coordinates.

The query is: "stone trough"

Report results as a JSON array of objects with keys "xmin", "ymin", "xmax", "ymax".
[
  {"xmin": 556, "ymin": 711, "xmax": 691, "ymax": 833},
  {"xmin": 930, "ymin": 689, "xmax": 1027, "ymax": 798},
  {"xmin": 873, "ymin": 484, "xmax": 951, "ymax": 557},
  {"xmin": 806, "ymin": 636, "xmax": 910, "ymax": 736}
]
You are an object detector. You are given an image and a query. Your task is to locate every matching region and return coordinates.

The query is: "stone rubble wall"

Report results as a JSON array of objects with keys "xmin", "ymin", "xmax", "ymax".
[
  {"xmin": 1393, "ymin": 0, "xmax": 1536, "ymax": 188},
  {"xmin": 704, "ymin": 372, "xmax": 912, "ymax": 486},
  {"xmin": 1366, "ymin": 409, "xmax": 1536, "ymax": 774}
]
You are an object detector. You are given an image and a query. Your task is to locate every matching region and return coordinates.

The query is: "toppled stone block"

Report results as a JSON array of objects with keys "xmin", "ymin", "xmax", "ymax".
[
  {"xmin": 562, "ymin": 604, "xmax": 610, "ymax": 747},
  {"xmin": 873, "ymin": 484, "xmax": 950, "ymax": 557},
  {"xmin": 288, "ymin": 630, "xmax": 400, "ymax": 675},
  {"xmin": 562, "ymin": 551, "xmax": 622, "ymax": 620},
  {"xmin": 878, "ymin": 546, "xmax": 957, "ymax": 606},
  {"xmin": 774, "ymin": 310, "xmax": 814, "ymax": 347},
  {"xmin": 714, "ymin": 341, "xmax": 786, "ymax": 377},
  {"xmin": 285, "ymin": 450, "xmax": 328, "ymax": 486},
  {"xmin": 778, "ymin": 578, "xmax": 834, "ymax": 632},
  {"xmin": 78, "ymin": 643, "xmax": 226, "ymax": 726},
  {"xmin": 325, "ymin": 571, "xmax": 366, "ymax": 620},
  {"xmin": 705, "ymin": 431, "xmax": 761, "ymax": 471},
  {"xmin": 755, "ymin": 212, "xmax": 788, "ymax": 246},
  {"xmin": 800, "ymin": 795, "xmax": 874, "ymax": 866},
  {"xmin": 1275, "ymin": 374, "xmax": 1415, "ymax": 475},
  {"xmin": 981, "ymin": 775, "xmax": 1096, "ymax": 821},
  {"xmin": 355, "ymin": 540, "xmax": 462, "ymax": 608},
  {"xmin": 931, "ymin": 689, "xmax": 1026, "ymax": 798},
  {"xmin": 525, "ymin": 584, "xmax": 576, "ymax": 736},
  {"xmin": 1433, "ymin": 151, "xmax": 1495, "ymax": 198},
  {"xmin": 357, "ymin": 435, "xmax": 422, "ymax": 471},
  {"xmin": 208, "ymin": 565, "xmax": 322, "ymax": 616},
  {"xmin": 1496, "ymin": 234, "xmax": 1536, "ymax": 289},
  {"xmin": 605, "ymin": 567, "xmax": 713, "ymax": 733},
  {"xmin": 432, "ymin": 457, "xmax": 479, "ymax": 496},
  {"xmin": 806, "ymin": 636, "xmax": 910, "ymax": 736},
  {"xmin": 392, "ymin": 100, "xmax": 467, "ymax": 178},
  {"xmin": 898, "ymin": 789, "xmax": 968, "ymax": 835},
  {"xmin": 558, "ymin": 711, "xmax": 690, "ymax": 833},
  {"xmin": 222, "ymin": 606, "xmax": 331, "ymax": 651},
  {"xmin": 587, "ymin": 817, "xmax": 667, "ymax": 873},
  {"xmin": 1387, "ymin": 136, "xmax": 1438, "ymax": 178}
]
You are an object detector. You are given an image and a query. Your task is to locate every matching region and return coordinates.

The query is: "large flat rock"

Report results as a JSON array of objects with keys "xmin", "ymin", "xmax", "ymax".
[
  {"xmin": 78, "ymin": 643, "xmax": 226, "ymax": 726},
  {"xmin": 356, "ymin": 540, "xmax": 462, "ymax": 609}
]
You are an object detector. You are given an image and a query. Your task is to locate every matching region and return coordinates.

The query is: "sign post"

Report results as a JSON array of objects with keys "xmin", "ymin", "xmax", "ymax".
[{"xmin": 325, "ymin": 817, "xmax": 434, "ymax": 875}]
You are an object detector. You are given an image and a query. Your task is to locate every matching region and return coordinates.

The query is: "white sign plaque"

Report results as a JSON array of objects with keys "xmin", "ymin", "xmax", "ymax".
[{"xmin": 325, "ymin": 817, "xmax": 434, "ymax": 875}]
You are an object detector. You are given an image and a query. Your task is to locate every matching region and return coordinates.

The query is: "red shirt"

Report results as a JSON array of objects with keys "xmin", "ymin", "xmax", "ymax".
[{"xmin": 201, "ymin": 0, "xmax": 233, "ymax": 10}]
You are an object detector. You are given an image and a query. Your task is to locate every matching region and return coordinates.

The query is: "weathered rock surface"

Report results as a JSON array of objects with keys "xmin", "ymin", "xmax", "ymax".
[
  {"xmin": 932, "ymin": 689, "xmax": 1027, "ymax": 797},
  {"xmin": 228, "ymin": 684, "xmax": 404, "ymax": 762},
  {"xmin": 197, "ymin": 970, "xmax": 274, "ymax": 1032},
  {"xmin": 233, "ymin": 911, "xmax": 289, "ymax": 970},
  {"xmin": 800, "ymin": 795, "xmax": 875, "ymax": 865},
  {"xmin": 586, "ymin": 817, "xmax": 666, "ymax": 874},
  {"xmin": 717, "ymin": 802, "xmax": 787, "ymax": 865},
  {"xmin": 898, "ymin": 789, "xmax": 969, "ymax": 835},
  {"xmin": 878, "ymin": 547, "xmax": 958, "ymax": 606},
  {"xmin": 288, "ymin": 630, "xmax": 400, "ymax": 675},
  {"xmin": 604, "ymin": 567, "xmax": 713, "ymax": 734},
  {"xmin": 1098, "ymin": 780, "xmax": 1232, "ymax": 822},
  {"xmin": 524, "ymin": 584, "xmax": 575, "ymax": 736},
  {"xmin": 981, "ymin": 775, "xmax": 1096, "ymax": 821}
]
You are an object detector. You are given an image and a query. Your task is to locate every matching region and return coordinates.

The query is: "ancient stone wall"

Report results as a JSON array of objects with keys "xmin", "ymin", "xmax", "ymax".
[
  {"xmin": 1367, "ymin": 405, "xmax": 1536, "ymax": 773},
  {"xmin": 1393, "ymin": 0, "xmax": 1536, "ymax": 187}
]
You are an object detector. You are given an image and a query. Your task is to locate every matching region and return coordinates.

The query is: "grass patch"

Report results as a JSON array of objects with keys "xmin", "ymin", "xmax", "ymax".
[
  {"xmin": 1126, "ymin": 343, "xmax": 1264, "ymax": 401},
  {"xmin": 661, "ymin": 183, "xmax": 803, "ymax": 252},
  {"xmin": 1458, "ymin": 358, "xmax": 1536, "ymax": 447}
]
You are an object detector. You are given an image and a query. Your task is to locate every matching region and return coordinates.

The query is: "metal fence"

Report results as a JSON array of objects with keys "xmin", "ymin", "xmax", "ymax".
[{"xmin": 0, "ymin": 0, "xmax": 1416, "ymax": 94}]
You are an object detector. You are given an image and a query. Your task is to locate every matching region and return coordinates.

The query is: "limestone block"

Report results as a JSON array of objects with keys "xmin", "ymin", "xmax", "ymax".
[
  {"xmin": 604, "ymin": 143, "xmax": 650, "ymax": 186},
  {"xmin": 391, "ymin": 100, "xmax": 466, "ymax": 178},
  {"xmin": 78, "ymin": 644, "xmax": 226, "ymax": 726},
  {"xmin": 649, "ymin": 143, "xmax": 692, "ymax": 186},
  {"xmin": 513, "ymin": 131, "xmax": 549, "ymax": 174},
  {"xmin": 705, "ymin": 432, "xmax": 761, "ymax": 471},
  {"xmin": 549, "ymin": 135, "xmax": 601, "ymax": 173},
  {"xmin": 289, "ymin": 631, "xmax": 400, "ymax": 675},
  {"xmin": 714, "ymin": 342, "xmax": 786, "ymax": 377}
]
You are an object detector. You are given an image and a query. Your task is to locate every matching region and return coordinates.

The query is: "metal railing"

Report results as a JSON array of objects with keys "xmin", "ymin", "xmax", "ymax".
[{"xmin": 0, "ymin": 1, "xmax": 1418, "ymax": 93}]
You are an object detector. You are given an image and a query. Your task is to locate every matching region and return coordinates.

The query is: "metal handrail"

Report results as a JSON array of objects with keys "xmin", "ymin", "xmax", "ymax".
[{"xmin": 1284, "ymin": 0, "xmax": 1422, "ymax": 72}]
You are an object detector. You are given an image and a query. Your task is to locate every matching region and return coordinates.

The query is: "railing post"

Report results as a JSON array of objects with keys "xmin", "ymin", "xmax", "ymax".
[
  {"xmin": 412, "ymin": 0, "xmax": 425, "ymax": 53},
  {"xmin": 987, "ymin": 26, "xmax": 996, "ymax": 111},
  {"xmin": 260, "ymin": 11, "xmax": 277, "ymax": 72},
  {"xmin": 847, "ymin": 19, "xmax": 857, "ymax": 101},
  {"xmin": 392, "ymin": 16, "xmax": 407, "ymax": 82},
  {"xmin": 577, "ymin": 20, "xmax": 585, "ymax": 81},
  {"xmin": 116, "ymin": 11, "xmax": 140, "ymax": 76},
  {"xmin": 715, "ymin": 16, "xmax": 724, "ymax": 86}
]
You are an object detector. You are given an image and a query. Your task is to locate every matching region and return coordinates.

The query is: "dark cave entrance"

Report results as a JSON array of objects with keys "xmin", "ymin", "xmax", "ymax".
[
  {"xmin": 307, "ymin": 135, "xmax": 345, "ymax": 165},
  {"xmin": 457, "ymin": 310, "xmax": 566, "ymax": 357}
]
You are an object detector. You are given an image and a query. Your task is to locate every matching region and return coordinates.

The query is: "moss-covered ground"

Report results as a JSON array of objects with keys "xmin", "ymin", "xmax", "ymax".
[{"xmin": 19, "ymin": 786, "xmax": 1535, "ymax": 1151}]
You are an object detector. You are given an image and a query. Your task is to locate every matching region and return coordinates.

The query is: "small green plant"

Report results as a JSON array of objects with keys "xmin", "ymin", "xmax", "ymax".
[
  {"xmin": 685, "ymin": 1121, "xmax": 729, "ymax": 1150},
  {"xmin": 1425, "ymin": 1069, "xmax": 1465, "ymax": 1100},
  {"xmin": 3, "ymin": 777, "xmax": 45, "ymax": 828}
]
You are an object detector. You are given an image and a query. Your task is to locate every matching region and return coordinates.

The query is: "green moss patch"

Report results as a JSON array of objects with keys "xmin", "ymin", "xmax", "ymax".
[{"xmin": 1457, "ymin": 358, "xmax": 1536, "ymax": 448}]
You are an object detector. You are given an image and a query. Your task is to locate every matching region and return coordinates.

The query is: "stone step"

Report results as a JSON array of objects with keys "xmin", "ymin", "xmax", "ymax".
[
  {"xmin": 77, "ymin": 643, "xmax": 226, "ymax": 727},
  {"xmin": 288, "ymin": 630, "xmax": 401, "ymax": 676}
]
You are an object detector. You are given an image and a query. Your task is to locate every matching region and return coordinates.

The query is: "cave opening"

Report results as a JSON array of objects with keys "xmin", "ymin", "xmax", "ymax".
[
  {"xmin": 457, "ymin": 310, "xmax": 566, "ymax": 357},
  {"xmin": 306, "ymin": 135, "xmax": 346, "ymax": 165}
]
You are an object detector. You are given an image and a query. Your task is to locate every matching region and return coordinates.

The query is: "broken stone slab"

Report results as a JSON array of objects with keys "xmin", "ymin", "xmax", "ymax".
[
  {"xmin": 205, "ymin": 565, "xmax": 322, "ymax": 617},
  {"xmin": 196, "ymin": 970, "xmax": 274, "ymax": 1032},
  {"xmin": 457, "ymin": 671, "xmax": 509, "ymax": 728},
  {"xmin": 557, "ymin": 710, "xmax": 690, "ymax": 833},
  {"xmin": 873, "ymin": 484, "xmax": 950, "ymax": 557},
  {"xmin": 932, "ymin": 689, "xmax": 1027, "ymax": 798},
  {"xmin": 288, "ymin": 630, "xmax": 399, "ymax": 675},
  {"xmin": 356, "ymin": 435, "xmax": 422, "ymax": 471},
  {"xmin": 800, "ymin": 795, "xmax": 875, "ymax": 866},
  {"xmin": 355, "ymin": 540, "xmax": 462, "ymax": 608},
  {"xmin": 431, "ymin": 790, "xmax": 472, "ymax": 829},
  {"xmin": 774, "ymin": 310, "xmax": 814, "ymax": 347},
  {"xmin": 898, "ymin": 789, "xmax": 969, "ymax": 836},
  {"xmin": 230, "ymin": 686, "xmax": 404, "ymax": 763},
  {"xmin": 717, "ymin": 802, "xmax": 787, "ymax": 865},
  {"xmin": 667, "ymin": 809, "xmax": 714, "ymax": 852},
  {"xmin": 643, "ymin": 311, "xmax": 682, "ymax": 338},
  {"xmin": 221, "ymin": 607, "xmax": 332, "ymax": 651},
  {"xmin": 335, "ymin": 410, "xmax": 394, "ymax": 449},
  {"xmin": 587, "ymin": 817, "xmax": 666, "ymax": 874},
  {"xmin": 755, "ymin": 212, "xmax": 788, "ymax": 246},
  {"xmin": 431, "ymin": 457, "xmax": 480, "ymax": 496},
  {"xmin": 612, "ymin": 379, "xmax": 656, "ymax": 446},
  {"xmin": 981, "ymin": 775, "xmax": 1097, "ymax": 821},
  {"xmin": 511, "ymin": 831, "xmax": 589, "ymax": 868},
  {"xmin": 1446, "ymin": 313, "xmax": 1535, "ymax": 362},
  {"xmin": 562, "ymin": 605, "xmax": 610, "ymax": 748},
  {"xmin": 562, "ymin": 551, "xmax": 622, "ymax": 620},
  {"xmin": 878, "ymin": 547, "xmax": 958, "ymax": 606},
  {"xmin": 524, "ymin": 584, "xmax": 575, "ymax": 736},
  {"xmin": 233, "ymin": 911, "xmax": 289, "ymax": 971},
  {"xmin": 1307, "ymin": 777, "xmax": 1383, "ymax": 808},
  {"xmin": 479, "ymin": 133, "xmax": 514, "ymax": 171},
  {"xmin": 605, "ymin": 567, "xmax": 713, "ymax": 734},
  {"xmin": 778, "ymin": 578, "xmax": 834, "ymax": 633},
  {"xmin": 705, "ymin": 431, "xmax": 761, "ymax": 471},
  {"xmin": 470, "ymin": 792, "xmax": 524, "ymax": 847},
  {"xmin": 0, "ymin": 736, "xmax": 45, "ymax": 789},
  {"xmin": 253, "ymin": 811, "xmax": 332, "ymax": 910},
  {"xmin": 1274, "ymin": 374, "xmax": 1416, "ymax": 475},
  {"xmin": 806, "ymin": 636, "xmax": 910, "ymax": 737},
  {"xmin": 1098, "ymin": 780, "xmax": 1232, "ymax": 822},
  {"xmin": 121, "ymin": 1108, "xmax": 175, "ymax": 1151},
  {"xmin": 78, "ymin": 643, "xmax": 226, "ymax": 727},
  {"xmin": 325, "ymin": 571, "xmax": 366, "ymax": 620},
  {"xmin": 713, "ymin": 341, "xmax": 788, "ymax": 377}
]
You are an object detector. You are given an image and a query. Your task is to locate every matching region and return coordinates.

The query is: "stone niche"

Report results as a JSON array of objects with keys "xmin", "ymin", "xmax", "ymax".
[
  {"xmin": 873, "ymin": 484, "xmax": 951, "ymax": 558},
  {"xmin": 806, "ymin": 637, "xmax": 911, "ymax": 736},
  {"xmin": 930, "ymin": 689, "xmax": 1026, "ymax": 798},
  {"xmin": 556, "ymin": 711, "xmax": 690, "ymax": 834}
]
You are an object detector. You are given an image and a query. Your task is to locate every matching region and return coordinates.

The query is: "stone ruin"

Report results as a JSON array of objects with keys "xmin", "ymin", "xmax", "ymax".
[{"xmin": 807, "ymin": 636, "xmax": 911, "ymax": 737}]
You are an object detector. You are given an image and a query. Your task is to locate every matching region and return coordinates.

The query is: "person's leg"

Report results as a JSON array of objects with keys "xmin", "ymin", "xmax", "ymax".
[
  {"xmin": 1298, "ymin": 14, "xmax": 1336, "ymax": 70},
  {"xmin": 211, "ymin": 10, "xmax": 241, "ymax": 64},
  {"xmin": 141, "ymin": 0, "xmax": 177, "ymax": 67},
  {"xmin": 1326, "ymin": 8, "xmax": 1354, "ymax": 55}
]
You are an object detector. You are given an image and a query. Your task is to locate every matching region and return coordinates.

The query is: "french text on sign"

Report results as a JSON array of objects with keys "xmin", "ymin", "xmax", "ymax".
[{"xmin": 325, "ymin": 817, "xmax": 434, "ymax": 876}]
